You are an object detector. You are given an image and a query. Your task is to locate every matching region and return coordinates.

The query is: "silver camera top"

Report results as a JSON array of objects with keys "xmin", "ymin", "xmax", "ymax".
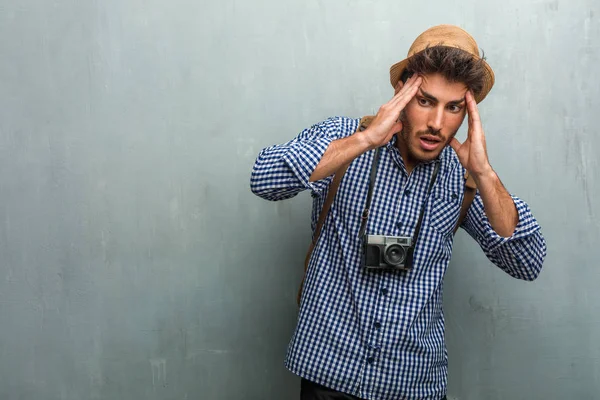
[{"xmin": 365, "ymin": 234, "xmax": 412, "ymax": 247}]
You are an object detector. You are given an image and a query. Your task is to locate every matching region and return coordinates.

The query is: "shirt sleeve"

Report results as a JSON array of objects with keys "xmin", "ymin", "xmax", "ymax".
[
  {"xmin": 460, "ymin": 193, "xmax": 547, "ymax": 281},
  {"xmin": 250, "ymin": 117, "xmax": 350, "ymax": 201}
]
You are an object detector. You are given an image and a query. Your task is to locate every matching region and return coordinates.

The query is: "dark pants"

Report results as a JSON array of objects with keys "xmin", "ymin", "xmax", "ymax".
[{"xmin": 301, "ymin": 378, "xmax": 447, "ymax": 400}]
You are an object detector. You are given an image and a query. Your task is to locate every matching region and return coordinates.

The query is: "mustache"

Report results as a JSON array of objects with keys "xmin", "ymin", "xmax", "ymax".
[{"xmin": 416, "ymin": 127, "xmax": 442, "ymax": 137}]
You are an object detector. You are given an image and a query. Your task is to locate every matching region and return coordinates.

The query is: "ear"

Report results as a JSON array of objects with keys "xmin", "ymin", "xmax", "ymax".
[{"xmin": 394, "ymin": 80, "xmax": 404, "ymax": 95}]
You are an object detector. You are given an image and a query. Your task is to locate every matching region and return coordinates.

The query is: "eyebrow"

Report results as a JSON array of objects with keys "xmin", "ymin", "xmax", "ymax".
[{"xmin": 419, "ymin": 88, "xmax": 465, "ymax": 105}]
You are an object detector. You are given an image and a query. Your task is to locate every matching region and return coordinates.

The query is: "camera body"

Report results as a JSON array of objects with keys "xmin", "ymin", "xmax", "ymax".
[{"xmin": 362, "ymin": 234, "xmax": 414, "ymax": 270}]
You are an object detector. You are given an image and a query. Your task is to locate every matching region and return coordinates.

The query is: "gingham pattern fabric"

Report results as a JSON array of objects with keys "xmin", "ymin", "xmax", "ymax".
[{"xmin": 250, "ymin": 116, "xmax": 546, "ymax": 400}]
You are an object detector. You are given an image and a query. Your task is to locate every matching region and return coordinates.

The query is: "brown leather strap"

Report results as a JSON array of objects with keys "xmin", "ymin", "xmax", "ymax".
[
  {"xmin": 296, "ymin": 117, "xmax": 373, "ymax": 305},
  {"xmin": 454, "ymin": 170, "xmax": 477, "ymax": 234},
  {"xmin": 297, "ymin": 163, "xmax": 349, "ymax": 305}
]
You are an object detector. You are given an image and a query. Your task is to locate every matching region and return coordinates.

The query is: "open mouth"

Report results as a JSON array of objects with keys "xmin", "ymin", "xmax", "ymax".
[{"xmin": 419, "ymin": 136, "xmax": 442, "ymax": 151}]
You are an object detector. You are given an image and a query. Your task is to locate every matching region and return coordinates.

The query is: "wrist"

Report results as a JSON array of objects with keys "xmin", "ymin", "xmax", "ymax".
[
  {"xmin": 471, "ymin": 164, "xmax": 496, "ymax": 186},
  {"xmin": 354, "ymin": 129, "xmax": 378, "ymax": 152}
]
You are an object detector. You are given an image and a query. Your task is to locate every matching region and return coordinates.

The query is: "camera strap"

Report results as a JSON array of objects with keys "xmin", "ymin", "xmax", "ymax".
[
  {"xmin": 358, "ymin": 146, "xmax": 382, "ymax": 238},
  {"xmin": 358, "ymin": 149, "xmax": 440, "ymax": 243},
  {"xmin": 412, "ymin": 160, "xmax": 440, "ymax": 244}
]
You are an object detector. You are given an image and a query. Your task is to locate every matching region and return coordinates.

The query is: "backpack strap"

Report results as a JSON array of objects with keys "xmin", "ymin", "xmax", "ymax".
[
  {"xmin": 296, "ymin": 116, "xmax": 372, "ymax": 306},
  {"xmin": 454, "ymin": 170, "xmax": 477, "ymax": 234}
]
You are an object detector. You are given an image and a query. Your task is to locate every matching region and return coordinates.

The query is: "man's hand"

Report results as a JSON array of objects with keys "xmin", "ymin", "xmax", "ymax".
[
  {"xmin": 449, "ymin": 91, "xmax": 494, "ymax": 179},
  {"xmin": 309, "ymin": 74, "xmax": 421, "ymax": 183},
  {"xmin": 359, "ymin": 74, "xmax": 423, "ymax": 150},
  {"xmin": 450, "ymin": 91, "xmax": 519, "ymax": 236}
]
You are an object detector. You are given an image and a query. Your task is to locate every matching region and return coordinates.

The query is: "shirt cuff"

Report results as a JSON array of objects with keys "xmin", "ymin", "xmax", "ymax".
[
  {"xmin": 481, "ymin": 195, "xmax": 541, "ymax": 252},
  {"xmin": 281, "ymin": 135, "xmax": 335, "ymax": 192}
]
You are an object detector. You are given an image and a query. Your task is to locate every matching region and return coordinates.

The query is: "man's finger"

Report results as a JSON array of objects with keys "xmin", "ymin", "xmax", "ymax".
[
  {"xmin": 387, "ymin": 74, "xmax": 417, "ymax": 105},
  {"xmin": 390, "ymin": 76, "xmax": 422, "ymax": 109},
  {"xmin": 392, "ymin": 75, "xmax": 421, "ymax": 104},
  {"xmin": 466, "ymin": 91, "xmax": 481, "ymax": 126}
]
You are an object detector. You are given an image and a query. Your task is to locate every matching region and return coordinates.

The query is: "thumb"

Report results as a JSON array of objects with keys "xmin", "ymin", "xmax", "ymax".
[
  {"xmin": 449, "ymin": 137, "xmax": 462, "ymax": 152},
  {"xmin": 391, "ymin": 121, "xmax": 403, "ymax": 134},
  {"xmin": 387, "ymin": 121, "xmax": 403, "ymax": 141}
]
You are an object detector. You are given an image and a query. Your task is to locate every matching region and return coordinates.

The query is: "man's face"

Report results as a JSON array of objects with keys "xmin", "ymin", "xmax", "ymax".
[{"xmin": 395, "ymin": 73, "xmax": 468, "ymax": 169}]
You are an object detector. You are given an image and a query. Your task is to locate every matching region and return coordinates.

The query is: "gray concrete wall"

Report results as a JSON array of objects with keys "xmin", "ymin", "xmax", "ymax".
[{"xmin": 0, "ymin": 0, "xmax": 597, "ymax": 399}]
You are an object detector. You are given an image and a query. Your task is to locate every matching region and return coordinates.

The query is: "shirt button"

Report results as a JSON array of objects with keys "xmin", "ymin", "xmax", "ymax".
[
  {"xmin": 381, "ymin": 288, "xmax": 388, "ymax": 296},
  {"xmin": 396, "ymin": 222, "xmax": 402, "ymax": 229},
  {"xmin": 374, "ymin": 322, "xmax": 382, "ymax": 330},
  {"xmin": 367, "ymin": 357, "xmax": 375, "ymax": 364},
  {"xmin": 404, "ymin": 189, "xmax": 410, "ymax": 195}
]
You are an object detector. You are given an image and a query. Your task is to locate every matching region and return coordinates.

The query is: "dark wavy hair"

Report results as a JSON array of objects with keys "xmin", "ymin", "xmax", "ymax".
[{"xmin": 402, "ymin": 46, "xmax": 488, "ymax": 96}]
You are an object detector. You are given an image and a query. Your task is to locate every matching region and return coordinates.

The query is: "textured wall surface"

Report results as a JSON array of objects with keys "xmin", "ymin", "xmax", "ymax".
[{"xmin": 0, "ymin": 0, "xmax": 598, "ymax": 399}]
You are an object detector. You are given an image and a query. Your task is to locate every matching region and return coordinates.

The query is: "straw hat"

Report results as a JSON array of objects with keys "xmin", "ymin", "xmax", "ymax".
[{"xmin": 389, "ymin": 25, "xmax": 495, "ymax": 103}]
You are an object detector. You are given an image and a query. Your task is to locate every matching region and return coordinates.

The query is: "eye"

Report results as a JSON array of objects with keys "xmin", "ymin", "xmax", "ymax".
[
  {"xmin": 418, "ymin": 98, "xmax": 430, "ymax": 106},
  {"xmin": 448, "ymin": 104, "xmax": 463, "ymax": 113}
]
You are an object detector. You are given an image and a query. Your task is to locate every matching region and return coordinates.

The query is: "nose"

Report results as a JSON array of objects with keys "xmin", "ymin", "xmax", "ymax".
[{"xmin": 427, "ymin": 106, "xmax": 444, "ymax": 134}]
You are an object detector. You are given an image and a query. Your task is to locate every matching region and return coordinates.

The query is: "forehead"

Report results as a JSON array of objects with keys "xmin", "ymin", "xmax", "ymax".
[{"xmin": 419, "ymin": 73, "xmax": 468, "ymax": 102}]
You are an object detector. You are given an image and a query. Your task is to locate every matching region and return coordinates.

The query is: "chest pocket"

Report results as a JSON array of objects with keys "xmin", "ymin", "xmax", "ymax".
[{"xmin": 428, "ymin": 187, "xmax": 462, "ymax": 238}]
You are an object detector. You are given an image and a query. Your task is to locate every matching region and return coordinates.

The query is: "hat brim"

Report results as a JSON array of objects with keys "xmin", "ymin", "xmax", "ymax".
[{"xmin": 389, "ymin": 56, "xmax": 495, "ymax": 104}]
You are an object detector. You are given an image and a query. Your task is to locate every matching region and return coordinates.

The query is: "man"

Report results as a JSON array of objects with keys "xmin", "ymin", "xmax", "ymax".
[{"xmin": 250, "ymin": 25, "xmax": 546, "ymax": 400}]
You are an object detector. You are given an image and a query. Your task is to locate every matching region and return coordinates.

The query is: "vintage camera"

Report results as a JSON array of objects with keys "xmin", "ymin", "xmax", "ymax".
[{"xmin": 362, "ymin": 234, "xmax": 415, "ymax": 270}]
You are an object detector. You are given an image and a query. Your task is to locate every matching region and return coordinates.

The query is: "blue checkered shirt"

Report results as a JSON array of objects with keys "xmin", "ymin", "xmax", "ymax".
[{"xmin": 250, "ymin": 116, "xmax": 546, "ymax": 400}]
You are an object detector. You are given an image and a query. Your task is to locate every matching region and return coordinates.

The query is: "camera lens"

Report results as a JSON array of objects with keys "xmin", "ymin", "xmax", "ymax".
[{"xmin": 383, "ymin": 244, "xmax": 406, "ymax": 266}]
